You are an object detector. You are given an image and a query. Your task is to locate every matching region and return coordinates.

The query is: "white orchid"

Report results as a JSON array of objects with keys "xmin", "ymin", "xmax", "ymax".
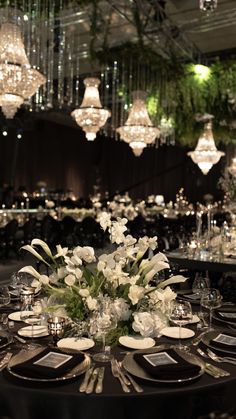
[{"xmin": 128, "ymin": 284, "xmax": 145, "ymax": 305}]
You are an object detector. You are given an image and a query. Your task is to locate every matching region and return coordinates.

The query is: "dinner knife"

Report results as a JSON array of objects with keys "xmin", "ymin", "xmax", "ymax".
[
  {"xmin": 79, "ymin": 364, "xmax": 95, "ymax": 392},
  {"xmin": 0, "ymin": 352, "xmax": 12, "ymax": 371},
  {"xmin": 95, "ymin": 367, "xmax": 105, "ymax": 393},
  {"xmin": 86, "ymin": 368, "xmax": 99, "ymax": 394}
]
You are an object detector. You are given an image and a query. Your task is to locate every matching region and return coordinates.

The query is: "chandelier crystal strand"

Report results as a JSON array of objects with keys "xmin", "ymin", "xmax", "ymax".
[
  {"xmin": 116, "ymin": 91, "xmax": 160, "ymax": 157},
  {"xmin": 188, "ymin": 121, "xmax": 225, "ymax": 175},
  {"xmin": 71, "ymin": 77, "xmax": 110, "ymax": 141}
]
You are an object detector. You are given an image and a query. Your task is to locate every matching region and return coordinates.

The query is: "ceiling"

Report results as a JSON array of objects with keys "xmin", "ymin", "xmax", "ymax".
[{"xmin": 71, "ymin": 0, "xmax": 236, "ymax": 69}]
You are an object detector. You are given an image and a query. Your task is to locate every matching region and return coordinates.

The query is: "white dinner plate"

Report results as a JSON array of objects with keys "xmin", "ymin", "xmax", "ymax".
[
  {"xmin": 187, "ymin": 314, "xmax": 200, "ymax": 324},
  {"xmin": 18, "ymin": 325, "xmax": 49, "ymax": 338},
  {"xmin": 161, "ymin": 327, "xmax": 195, "ymax": 339},
  {"xmin": 57, "ymin": 337, "xmax": 95, "ymax": 351},
  {"xmin": 119, "ymin": 336, "xmax": 156, "ymax": 350},
  {"xmin": 8, "ymin": 311, "xmax": 33, "ymax": 322}
]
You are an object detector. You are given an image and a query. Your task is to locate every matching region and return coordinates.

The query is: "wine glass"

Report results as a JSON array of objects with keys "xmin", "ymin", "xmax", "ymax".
[
  {"xmin": 192, "ymin": 273, "xmax": 210, "ymax": 328},
  {"xmin": 169, "ymin": 300, "xmax": 193, "ymax": 350},
  {"xmin": 92, "ymin": 309, "xmax": 117, "ymax": 362},
  {"xmin": 20, "ymin": 290, "xmax": 42, "ymax": 350},
  {"xmin": 0, "ymin": 286, "xmax": 11, "ymax": 307},
  {"xmin": 200, "ymin": 288, "xmax": 222, "ymax": 331},
  {"xmin": 192, "ymin": 273, "xmax": 210, "ymax": 296}
]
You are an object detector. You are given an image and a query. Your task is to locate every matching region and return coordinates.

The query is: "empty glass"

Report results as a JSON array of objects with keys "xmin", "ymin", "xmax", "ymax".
[
  {"xmin": 169, "ymin": 300, "xmax": 192, "ymax": 350},
  {"xmin": 91, "ymin": 309, "xmax": 117, "ymax": 362},
  {"xmin": 200, "ymin": 288, "xmax": 222, "ymax": 330},
  {"xmin": 192, "ymin": 273, "xmax": 210, "ymax": 296},
  {"xmin": 0, "ymin": 286, "xmax": 10, "ymax": 307}
]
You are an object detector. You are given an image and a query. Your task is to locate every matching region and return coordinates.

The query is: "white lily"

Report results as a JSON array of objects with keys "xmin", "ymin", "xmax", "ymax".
[
  {"xmin": 19, "ymin": 265, "xmax": 41, "ymax": 280},
  {"xmin": 21, "ymin": 245, "xmax": 51, "ymax": 267},
  {"xmin": 31, "ymin": 239, "xmax": 54, "ymax": 259},
  {"xmin": 157, "ymin": 274, "xmax": 187, "ymax": 289}
]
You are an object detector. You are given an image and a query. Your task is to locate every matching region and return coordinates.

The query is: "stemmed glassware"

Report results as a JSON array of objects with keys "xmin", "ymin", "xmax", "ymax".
[
  {"xmin": 192, "ymin": 273, "xmax": 210, "ymax": 296},
  {"xmin": 200, "ymin": 288, "xmax": 222, "ymax": 331},
  {"xmin": 91, "ymin": 301, "xmax": 117, "ymax": 362},
  {"xmin": 0, "ymin": 286, "xmax": 10, "ymax": 307},
  {"xmin": 169, "ymin": 300, "xmax": 193, "ymax": 350}
]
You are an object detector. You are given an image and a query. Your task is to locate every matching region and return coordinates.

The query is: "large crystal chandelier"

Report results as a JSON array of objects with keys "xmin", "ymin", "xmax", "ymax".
[
  {"xmin": 0, "ymin": 21, "xmax": 45, "ymax": 118},
  {"xmin": 116, "ymin": 91, "xmax": 160, "ymax": 157},
  {"xmin": 199, "ymin": 0, "xmax": 217, "ymax": 12},
  {"xmin": 188, "ymin": 121, "xmax": 225, "ymax": 175},
  {"xmin": 71, "ymin": 78, "xmax": 110, "ymax": 141}
]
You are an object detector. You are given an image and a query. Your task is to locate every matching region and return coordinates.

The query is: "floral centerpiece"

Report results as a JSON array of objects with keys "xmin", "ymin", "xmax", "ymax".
[{"xmin": 19, "ymin": 213, "xmax": 186, "ymax": 342}]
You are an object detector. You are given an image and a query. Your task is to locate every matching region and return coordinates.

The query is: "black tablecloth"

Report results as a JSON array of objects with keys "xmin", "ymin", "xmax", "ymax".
[{"xmin": 0, "ymin": 305, "xmax": 236, "ymax": 419}]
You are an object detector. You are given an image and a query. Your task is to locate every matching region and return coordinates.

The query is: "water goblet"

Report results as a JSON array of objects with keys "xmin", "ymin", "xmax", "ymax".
[
  {"xmin": 192, "ymin": 273, "xmax": 210, "ymax": 296},
  {"xmin": 169, "ymin": 300, "xmax": 193, "ymax": 350},
  {"xmin": 0, "ymin": 286, "xmax": 11, "ymax": 307},
  {"xmin": 47, "ymin": 316, "xmax": 65, "ymax": 346},
  {"xmin": 200, "ymin": 288, "xmax": 222, "ymax": 331},
  {"xmin": 92, "ymin": 311, "xmax": 117, "ymax": 362}
]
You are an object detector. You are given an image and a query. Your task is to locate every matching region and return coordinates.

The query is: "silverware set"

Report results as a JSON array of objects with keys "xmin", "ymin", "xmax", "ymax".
[
  {"xmin": 79, "ymin": 364, "xmax": 105, "ymax": 394},
  {"xmin": 196, "ymin": 348, "xmax": 230, "ymax": 378}
]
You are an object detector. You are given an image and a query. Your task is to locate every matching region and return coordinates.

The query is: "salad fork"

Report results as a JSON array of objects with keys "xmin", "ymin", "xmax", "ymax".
[{"xmin": 206, "ymin": 349, "xmax": 236, "ymax": 365}]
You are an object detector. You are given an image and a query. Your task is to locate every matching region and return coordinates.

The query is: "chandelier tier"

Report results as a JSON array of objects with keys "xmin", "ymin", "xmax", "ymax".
[
  {"xmin": 71, "ymin": 78, "xmax": 110, "ymax": 141},
  {"xmin": 188, "ymin": 121, "xmax": 225, "ymax": 175},
  {"xmin": 0, "ymin": 21, "xmax": 45, "ymax": 118},
  {"xmin": 116, "ymin": 91, "xmax": 160, "ymax": 157}
]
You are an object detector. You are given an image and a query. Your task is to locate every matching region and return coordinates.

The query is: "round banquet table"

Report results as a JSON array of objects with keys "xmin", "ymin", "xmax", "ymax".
[{"xmin": 0, "ymin": 321, "xmax": 236, "ymax": 419}]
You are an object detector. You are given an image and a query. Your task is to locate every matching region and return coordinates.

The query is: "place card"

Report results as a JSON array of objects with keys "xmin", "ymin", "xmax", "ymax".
[
  {"xmin": 213, "ymin": 333, "xmax": 236, "ymax": 346},
  {"xmin": 143, "ymin": 352, "xmax": 178, "ymax": 367},
  {"xmin": 34, "ymin": 351, "xmax": 73, "ymax": 369},
  {"xmin": 218, "ymin": 312, "xmax": 236, "ymax": 319}
]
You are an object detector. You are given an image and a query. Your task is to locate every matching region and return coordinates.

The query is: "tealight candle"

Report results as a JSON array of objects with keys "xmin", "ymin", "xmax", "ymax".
[{"xmin": 47, "ymin": 316, "xmax": 65, "ymax": 345}]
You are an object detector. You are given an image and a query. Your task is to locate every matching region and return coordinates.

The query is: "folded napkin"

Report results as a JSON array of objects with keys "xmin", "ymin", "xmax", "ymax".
[
  {"xmin": 133, "ymin": 349, "xmax": 201, "ymax": 380},
  {"xmin": 210, "ymin": 332, "xmax": 236, "ymax": 351},
  {"xmin": 12, "ymin": 348, "xmax": 85, "ymax": 379},
  {"xmin": 215, "ymin": 309, "xmax": 236, "ymax": 323}
]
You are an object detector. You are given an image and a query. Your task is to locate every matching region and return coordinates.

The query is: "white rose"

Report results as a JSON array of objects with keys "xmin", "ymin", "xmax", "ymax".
[
  {"xmin": 132, "ymin": 312, "xmax": 155, "ymax": 337},
  {"xmin": 80, "ymin": 246, "xmax": 95, "ymax": 263},
  {"xmin": 75, "ymin": 268, "xmax": 83, "ymax": 280},
  {"xmin": 57, "ymin": 267, "xmax": 67, "ymax": 279},
  {"xmin": 128, "ymin": 285, "xmax": 145, "ymax": 305},
  {"xmin": 64, "ymin": 274, "xmax": 76, "ymax": 286},
  {"xmin": 86, "ymin": 296, "xmax": 98, "ymax": 311},
  {"xmin": 79, "ymin": 288, "xmax": 90, "ymax": 298}
]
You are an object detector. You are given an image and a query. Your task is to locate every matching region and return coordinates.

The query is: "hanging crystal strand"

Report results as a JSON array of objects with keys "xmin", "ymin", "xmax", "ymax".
[
  {"xmin": 111, "ymin": 60, "xmax": 117, "ymax": 137},
  {"xmin": 111, "ymin": 61, "xmax": 119, "ymax": 136},
  {"xmin": 39, "ymin": 0, "xmax": 47, "ymax": 109},
  {"xmin": 67, "ymin": 24, "xmax": 75, "ymax": 108},
  {"xmin": 74, "ymin": 44, "xmax": 80, "ymax": 107},
  {"xmin": 47, "ymin": 0, "xmax": 55, "ymax": 109},
  {"xmin": 56, "ymin": 0, "xmax": 65, "ymax": 108}
]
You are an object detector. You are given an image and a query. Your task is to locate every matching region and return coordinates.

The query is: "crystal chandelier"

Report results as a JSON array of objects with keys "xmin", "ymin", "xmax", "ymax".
[
  {"xmin": 188, "ymin": 121, "xmax": 225, "ymax": 175},
  {"xmin": 199, "ymin": 0, "xmax": 217, "ymax": 12},
  {"xmin": 71, "ymin": 78, "xmax": 110, "ymax": 141},
  {"xmin": 116, "ymin": 91, "xmax": 160, "ymax": 157},
  {"xmin": 228, "ymin": 157, "xmax": 236, "ymax": 177},
  {"xmin": 0, "ymin": 21, "xmax": 45, "ymax": 118}
]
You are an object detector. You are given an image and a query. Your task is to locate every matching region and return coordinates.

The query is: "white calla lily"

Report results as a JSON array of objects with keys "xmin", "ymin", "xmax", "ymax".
[
  {"xmin": 18, "ymin": 265, "xmax": 41, "ymax": 280},
  {"xmin": 21, "ymin": 245, "xmax": 51, "ymax": 267},
  {"xmin": 157, "ymin": 275, "xmax": 187, "ymax": 289},
  {"xmin": 31, "ymin": 239, "xmax": 54, "ymax": 259}
]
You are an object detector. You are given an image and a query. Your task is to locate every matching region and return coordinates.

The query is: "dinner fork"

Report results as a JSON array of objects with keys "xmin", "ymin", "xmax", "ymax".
[
  {"xmin": 118, "ymin": 362, "xmax": 143, "ymax": 393},
  {"xmin": 206, "ymin": 349, "xmax": 236, "ymax": 365},
  {"xmin": 111, "ymin": 359, "xmax": 130, "ymax": 393},
  {"xmin": 196, "ymin": 348, "xmax": 230, "ymax": 377}
]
